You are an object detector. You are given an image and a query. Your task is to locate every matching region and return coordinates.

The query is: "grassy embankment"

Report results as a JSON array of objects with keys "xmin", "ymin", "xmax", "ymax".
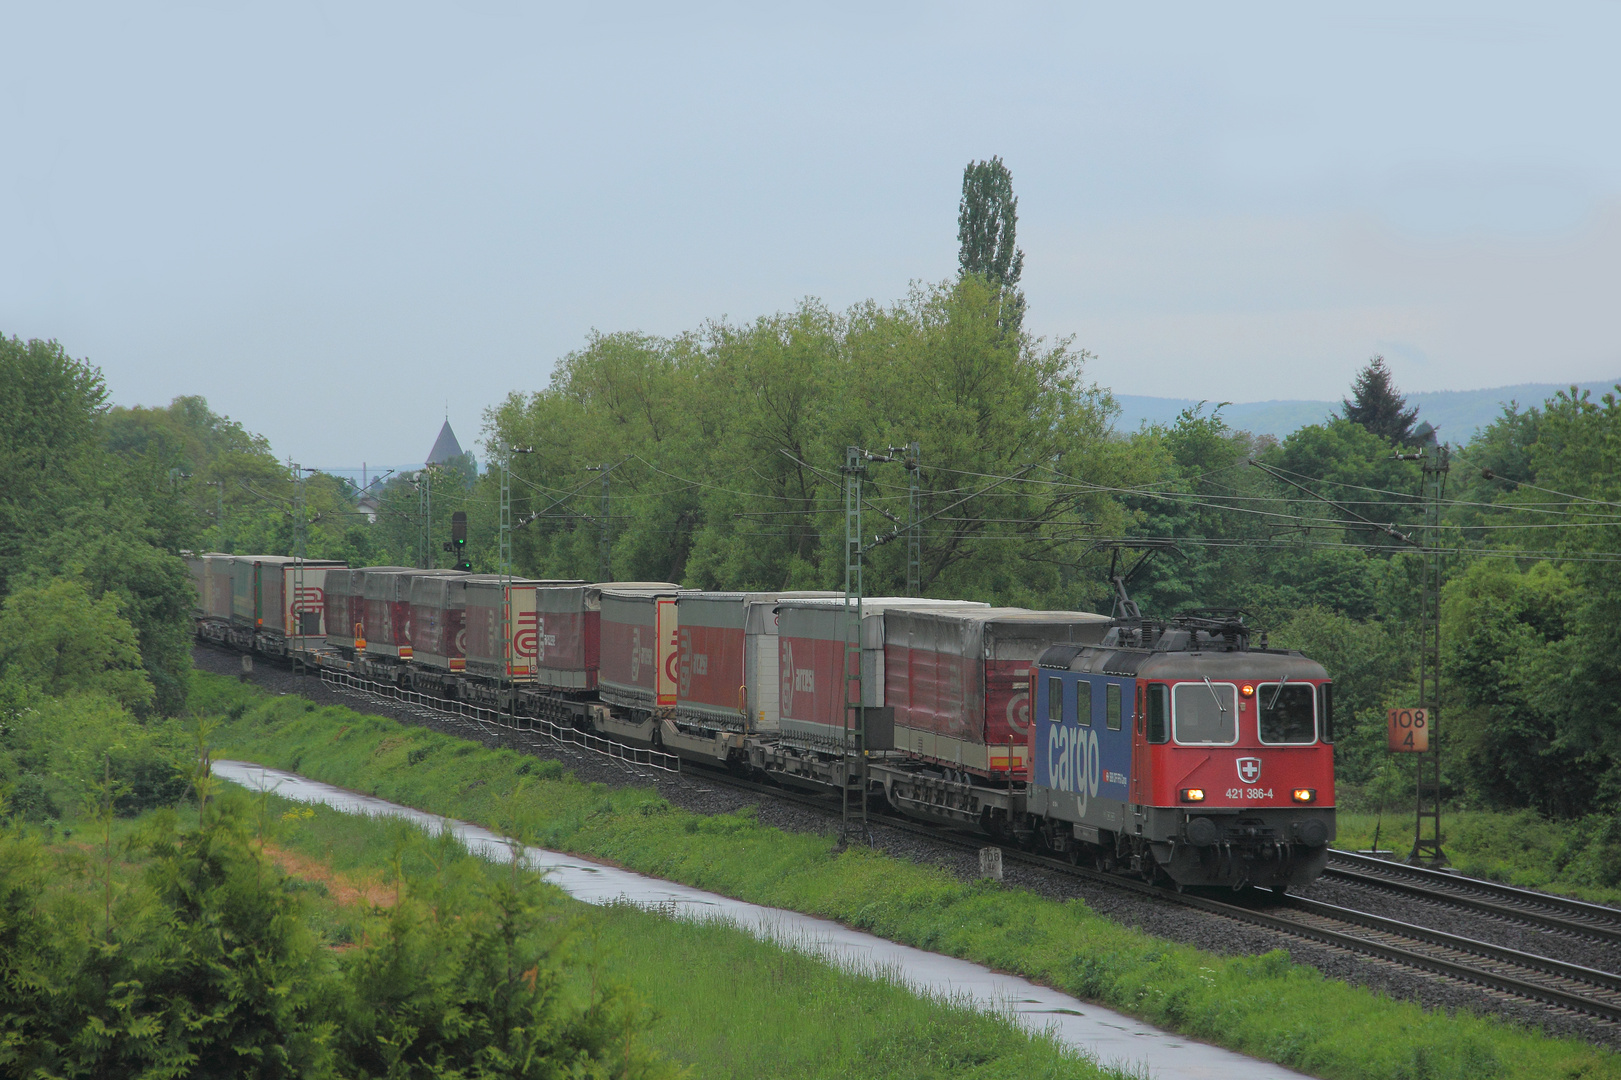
[
  {"xmin": 1335, "ymin": 811, "xmax": 1621, "ymax": 906},
  {"xmin": 198, "ymin": 671, "xmax": 1620, "ymax": 1080},
  {"xmin": 26, "ymin": 795, "xmax": 1116, "ymax": 1079},
  {"xmin": 267, "ymin": 793, "xmax": 1127, "ymax": 1079}
]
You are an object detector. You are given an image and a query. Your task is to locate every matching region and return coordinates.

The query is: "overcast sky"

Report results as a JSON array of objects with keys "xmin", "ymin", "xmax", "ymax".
[{"xmin": 4, "ymin": 3, "xmax": 1618, "ymax": 467}]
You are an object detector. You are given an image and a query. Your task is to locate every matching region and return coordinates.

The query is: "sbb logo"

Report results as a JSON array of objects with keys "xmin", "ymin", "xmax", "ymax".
[{"xmin": 793, "ymin": 669, "xmax": 815, "ymax": 693}]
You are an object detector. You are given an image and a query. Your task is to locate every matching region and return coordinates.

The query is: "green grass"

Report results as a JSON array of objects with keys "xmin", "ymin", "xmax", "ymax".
[
  {"xmin": 1335, "ymin": 810, "xmax": 1621, "ymax": 906},
  {"xmin": 197, "ymin": 671, "xmax": 1621, "ymax": 1080},
  {"xmin": 264, "ymin": 792, "xmax": 1127, "ymax": 1080}
]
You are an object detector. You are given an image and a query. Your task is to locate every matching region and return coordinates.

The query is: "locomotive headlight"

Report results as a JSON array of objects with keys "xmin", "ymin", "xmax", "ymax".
[
  {"xmin": 1181, "ymin": 788, "xmax": 1205, "ymax": 802},
  {"xmin": 1240, "ymin": 684, "xmax": 1255, "ymax": 697},
  {"xmin": 1292, "ymin": 788, "xmax": 1316, "ymax": 803}
]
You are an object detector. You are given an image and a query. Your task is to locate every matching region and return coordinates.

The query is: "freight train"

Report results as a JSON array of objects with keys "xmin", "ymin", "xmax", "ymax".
[{"xmin": 185, "ymin": 553, "xmax": 1336, "ymax": 890}]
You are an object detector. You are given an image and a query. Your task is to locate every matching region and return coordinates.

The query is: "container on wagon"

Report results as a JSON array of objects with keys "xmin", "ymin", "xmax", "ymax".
[
  {"xmin": 408, "ymin": 573, "xmax": 469, "ymax": 671},
  {"xmin": 182, "ymin": 553, "xmax": 208, "ymax": 617},
  {"xmin": 675, "ymin": 591, "xmax": 841, "ymax": 733},
  {"xmin": 182, "ymin": 553, "xmax": 232, "ymax": 622},
  {"xmin": 462, "ymin": 576, "xmax": 589, "ymax": 681},
  {"xmin": 363, "ymin": 569, "xmax": 466, "ymax": 659},
  {"xmin": 265, "ymin": 556, "xmax": 347, "ymax": 640},
  {"xmin": 774, "ymin": 598, "xmax": 988, "ymax": 751},
  {"xmin": 203, "ymin": 555, "xmax": 235, "ymax": 623},
  {"xmin": 883, "ymin": 607, "xmax": 1111, "ymax": 777},
  {"xmin": 531, "ymin": 582, "xmax": 604, "ymax": 691},
  {"xmin": 596, "ymin": 584, "xmax": 684, "ymax": 711},
  {"xmin": 226, "ymin": 556, "xmax": 347, "ymax": 639},
  {"xmin": 324, "ymin": 567, "xmax": 410, "ymax": 652}
]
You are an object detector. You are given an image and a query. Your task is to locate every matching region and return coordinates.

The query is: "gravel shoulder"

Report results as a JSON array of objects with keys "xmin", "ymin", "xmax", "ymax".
[{"xmin": 193, "ymin": 645, "xmax": 1621, "ymax": 1048}]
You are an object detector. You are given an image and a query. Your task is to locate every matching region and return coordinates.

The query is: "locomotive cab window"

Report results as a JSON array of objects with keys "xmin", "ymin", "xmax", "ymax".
[
  {"xmin": 1047, "ymin": 677, "xmax": 1063, "ymax": 724},
  {"xmin": 1257, "ymin": 682, "xmax": 1316, "ymax": 744},
  {"xmin": 1076, "ymin": 679, "xmax": 1092, "ymax": 727},
  {"xmin": 1105, "ymin": 683, "xmax": 1122, "ymax": 730},
  {"xmin": 1172, "ymin": 681, "xmax": 1238, "ymax": 745},
  {"xmin": 1146, "ymin": 684, "xmax": 1169, "ymax": 743},
  {"xmin": 1318, "ymin": 683, "xmax": 1335, "ymax": 744}
]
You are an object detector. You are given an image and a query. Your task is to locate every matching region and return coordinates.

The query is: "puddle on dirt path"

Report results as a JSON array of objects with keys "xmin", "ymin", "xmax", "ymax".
[{"xmin": 215, "ymin": 760, "xmax": 1310, "ymax": 1080}]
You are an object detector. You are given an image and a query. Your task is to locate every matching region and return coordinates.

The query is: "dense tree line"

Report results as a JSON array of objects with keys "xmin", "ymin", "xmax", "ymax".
[{"xmin": 0, "ymin": 338, "xmax": 199, "ymax": 715}]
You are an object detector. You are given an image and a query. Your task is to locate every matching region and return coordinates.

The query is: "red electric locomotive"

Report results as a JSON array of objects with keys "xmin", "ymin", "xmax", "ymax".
[{"xmin": 1028, "ymin": 613, "xmax": 1334, "ymax": 891}]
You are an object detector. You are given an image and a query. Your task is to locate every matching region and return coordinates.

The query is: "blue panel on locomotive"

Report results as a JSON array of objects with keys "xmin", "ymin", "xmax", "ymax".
[{"xmin": 1031, "ymin": 671, "xmax": 1134, "ymax": 839}]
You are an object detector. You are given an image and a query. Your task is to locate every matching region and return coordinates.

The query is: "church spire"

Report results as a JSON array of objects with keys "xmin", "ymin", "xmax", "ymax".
[{"xmin": 427, "ymin": 419, "xmax": 463, "ymax": 465}]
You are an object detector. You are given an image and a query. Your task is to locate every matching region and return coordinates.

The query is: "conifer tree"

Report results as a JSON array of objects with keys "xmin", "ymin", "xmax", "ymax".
[{"xmin": 1342, "ymin": 355, "xmax": 1419, "ymax": 443}]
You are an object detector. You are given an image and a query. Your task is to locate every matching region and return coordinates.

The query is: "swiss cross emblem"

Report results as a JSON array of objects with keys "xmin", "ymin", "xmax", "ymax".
[{"xmin": 1237, "ymin": 757, "xmax": 1262, "ymax": 783}]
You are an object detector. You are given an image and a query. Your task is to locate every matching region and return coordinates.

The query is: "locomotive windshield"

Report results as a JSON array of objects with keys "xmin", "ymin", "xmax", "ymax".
[
  {"xmin": 1172, "ymin": 681, "xmax": 1238, "ymax": 744},
  {"xmin": 1258, "ymin": 683, "xmax": 1316, "ymax": 744}
]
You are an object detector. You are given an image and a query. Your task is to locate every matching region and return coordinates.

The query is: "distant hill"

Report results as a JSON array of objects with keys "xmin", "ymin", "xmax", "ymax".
[{"xmin": 1112, "ymin": 380, "xmax": 1621, "ymax": 442}]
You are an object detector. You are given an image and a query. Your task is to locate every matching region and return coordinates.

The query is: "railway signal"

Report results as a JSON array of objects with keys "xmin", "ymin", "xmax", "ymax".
[{"xmin": 446, "ymin": 510, "xmax": 471, "ymax": 571}]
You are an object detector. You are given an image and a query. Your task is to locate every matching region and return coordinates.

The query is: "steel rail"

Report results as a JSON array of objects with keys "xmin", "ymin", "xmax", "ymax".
[{"xmin": 1325, "ymin": 850, "xmax": 1621, "ymax": 944}]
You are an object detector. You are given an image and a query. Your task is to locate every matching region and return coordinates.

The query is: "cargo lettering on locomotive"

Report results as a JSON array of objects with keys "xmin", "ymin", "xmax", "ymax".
[{"xmin": 1046, "ymin": 724, "xmax": 1100, "ymax": 813}]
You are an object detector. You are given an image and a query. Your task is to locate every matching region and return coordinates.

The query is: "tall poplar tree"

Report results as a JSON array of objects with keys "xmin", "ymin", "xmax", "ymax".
[
  {"xmin": 957, "ymin": 157, "xmax": 1024, "ymax": 286},
  {"xmin": 957, "ymin": 157, "xmax": 1025, "ymax": 331},
  {"xmin": 1342, "ymin": 355, "xmax": 1419, "ymax": 443}
]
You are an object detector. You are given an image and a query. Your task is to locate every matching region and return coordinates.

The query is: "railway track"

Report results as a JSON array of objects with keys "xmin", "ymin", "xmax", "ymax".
[
  {"xmin": 300, "ymin": 666, "xmax": 1621, "ymax": 1026},
  {"xmin": 689, "ymin": 771, "xmax": 1621, "ymax": 1025},
  {"xmin": 1323, "ymin": 849, "xmax": 1621, "ymax": 946}
]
